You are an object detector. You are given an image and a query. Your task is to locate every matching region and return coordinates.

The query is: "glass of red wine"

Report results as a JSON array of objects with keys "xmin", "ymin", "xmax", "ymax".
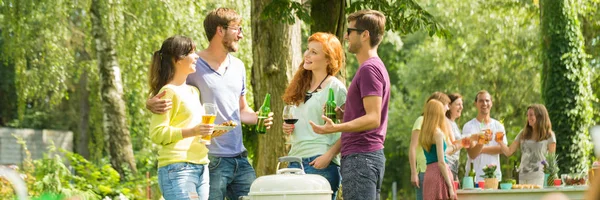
[{"xmin": 283, "ymin": 105, "xmax": 298, "ymax": 124}]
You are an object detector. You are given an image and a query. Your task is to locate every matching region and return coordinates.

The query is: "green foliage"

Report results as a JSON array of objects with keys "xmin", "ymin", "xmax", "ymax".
[
  {"xmin": 261, "ymin": 0, "xmax": 449, "ymax": 38},
  {"xmin": 481, "ymin": 164, "xmax": 498, "ymax": 178},
  {"xmin": 347, "ymin": 0, "xmax": 450, "ymax": 38},
  {"xmin": 1, "ymin": 135, "xmax": 156, "ymax": 199},
  {"xmin": 542, "ymin": 152, "xmax": 560, "ymax": 175},
  {"xmin": 541, "ymin": 0, "xmax": 595, "ymax": 174},
  {"xmin": 261, "ymin": 0, "xmax": 312, "ymax": 24}
]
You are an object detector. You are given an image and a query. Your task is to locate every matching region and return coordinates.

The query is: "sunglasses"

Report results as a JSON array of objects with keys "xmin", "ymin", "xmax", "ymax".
[{"xmin": 347, "ymin": 27, "xmax": 365, "ymax": 35}]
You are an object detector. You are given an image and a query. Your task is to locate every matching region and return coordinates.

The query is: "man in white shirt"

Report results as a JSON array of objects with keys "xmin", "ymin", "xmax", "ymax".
[{"xmin": 462, "ymin": 90, "xmax": 507, "ymax": 182}]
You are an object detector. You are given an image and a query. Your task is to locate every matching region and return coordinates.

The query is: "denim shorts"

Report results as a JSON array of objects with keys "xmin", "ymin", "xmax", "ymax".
[
  {"xmin": 340, "ymin": 149, "xmax": 385, "ymax": 200},
  {"xmin": 288, "ymin": 155, "xmax": 341, "ymax": 200},
  {"xmin": 158, "ymin": 162, "xmax": 209, "ymax": 200},
  {"xmin": 208, "ymin": 153, "xmax": 256, "ymax": 200}
]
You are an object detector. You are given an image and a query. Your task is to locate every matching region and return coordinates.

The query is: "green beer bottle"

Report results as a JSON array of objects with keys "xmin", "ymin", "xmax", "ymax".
[
  {"xmin": 256, "ymin": 93, "xmax": 271, "ymax": 134},
  {"xmin": 325, "ymin": 88, "xmax": 337, "ymax": 123}
]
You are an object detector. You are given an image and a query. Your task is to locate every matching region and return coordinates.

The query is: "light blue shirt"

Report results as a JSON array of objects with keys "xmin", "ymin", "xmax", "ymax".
[{"xmin": 187, "ymin": 54, "xmax": 246, "ymax": 157}]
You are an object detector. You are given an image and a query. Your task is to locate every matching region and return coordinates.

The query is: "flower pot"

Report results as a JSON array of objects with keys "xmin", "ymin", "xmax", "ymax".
[
  {"xmin": 499, "ymin": 183, "xmax": 513, "ymax": 190},
  {"xmin": 484, "ymin": 178, "xmax": 498, "ymax": 189},
  {"xmin": 543, "ymin": 174, "xmax": 550, "ymax": 187}
]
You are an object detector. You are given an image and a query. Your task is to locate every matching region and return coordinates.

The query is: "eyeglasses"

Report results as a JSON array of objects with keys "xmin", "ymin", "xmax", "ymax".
[
  {"xmin": 223, "ymin": 25, "xmax": 243, "ymax": 33},
  {"xmin": 347, "ymin": 27, "xmax": 365, "ymax": 35}
]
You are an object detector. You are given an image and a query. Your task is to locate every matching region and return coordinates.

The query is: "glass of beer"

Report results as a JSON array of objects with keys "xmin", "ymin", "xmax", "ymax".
[
  {"xmin": 495, "ymin": 132, "xmax": 504, "ymax": 143},
  {"xmin": 478, "ymin": 132, "xmax": 487, "ymax": 145},
  {"xmin": 461, "ymin": 137, "xmax": 472, "ymax": 148},
  {"xmin": 483, "ymin": 129, "xmax": 492, "ymax": 144},
  {"xmin": 201, "ymin": 103, "xmax": 217, "ymax": 145}
]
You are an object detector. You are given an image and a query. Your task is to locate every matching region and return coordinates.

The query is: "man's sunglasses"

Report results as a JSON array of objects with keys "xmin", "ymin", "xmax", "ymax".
[{"xmin": 347, "ymin": 27, "xmax": 365, "ymax": 35}]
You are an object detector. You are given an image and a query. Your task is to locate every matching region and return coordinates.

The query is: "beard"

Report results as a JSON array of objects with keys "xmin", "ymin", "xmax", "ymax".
[
  {"xmin": 348, "ymin": 39, "xmax": 361, "ymax": 54},
  {"xmin": 222, "ymin": 34, "xmax": 239, "ymax": 53}
]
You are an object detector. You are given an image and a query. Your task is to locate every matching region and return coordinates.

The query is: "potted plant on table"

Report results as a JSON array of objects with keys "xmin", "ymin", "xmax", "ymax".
[
  {"xmin": 481, "ymin": 164, "xmax": 499, "ymax": 189},
  {"xmin": 542, "ymin": 153, "xmax": 560, "ymax": 187},
  {"xmin": 500, "ymin": 179, "xmax": 514, "ymax": 190}
]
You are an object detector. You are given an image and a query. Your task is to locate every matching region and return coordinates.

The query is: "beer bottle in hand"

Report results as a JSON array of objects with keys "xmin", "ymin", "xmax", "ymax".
[
  {"xmin": 325, "ymin": 88, "xmax": 337, "ymax": 123},
  {"xmin": 256, "ymin": 93, "xmax": 271, "ymax": 134}
]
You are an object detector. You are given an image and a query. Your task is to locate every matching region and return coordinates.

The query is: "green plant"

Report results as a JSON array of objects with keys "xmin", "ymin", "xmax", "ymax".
[
  {"xmin": 1, "ymin": 135, "xmax": 158, "ymax": 199},
  {"xmin": 542, "ymin": 153, "xmax": 560, "ymax": 175},
  {"xmin": 481, "ymin": 164, "xmax": 498, "ymax": 179},
  {"xmin": 501, "ymin": 179, "xmax": 514, "ymax": 184}
]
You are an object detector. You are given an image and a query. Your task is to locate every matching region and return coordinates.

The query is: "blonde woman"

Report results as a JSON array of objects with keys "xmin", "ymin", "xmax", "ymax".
[{"xmin": 420, "ymin": 100, "xmax": 458, "ymax": 200}]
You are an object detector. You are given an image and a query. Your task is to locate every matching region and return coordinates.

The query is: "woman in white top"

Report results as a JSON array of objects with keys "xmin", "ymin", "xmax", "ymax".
[
  {"xmin": 498, "ymin": 104, "xmax": 556, "ymax": 185},
  {"xmin": 445, "ymin": 93, "xmax": 463, "ymax": 181}
]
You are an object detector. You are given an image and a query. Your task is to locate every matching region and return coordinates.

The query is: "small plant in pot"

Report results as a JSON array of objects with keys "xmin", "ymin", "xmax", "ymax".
[
  {"xmin": 500, "ymin": 179, "xmax": 514, "ymax": 190},
  {"xmin": 481, "ymin": 164, "xmax": 499, "ymax": 189}
]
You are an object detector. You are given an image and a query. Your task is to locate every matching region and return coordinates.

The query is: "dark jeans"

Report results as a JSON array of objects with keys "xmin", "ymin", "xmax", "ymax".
[
  {"xmin": 341, "ymin": 149, "xmax": 386, "ymax": 200},
  {"xmin": 208, "ymin": 153, "xmax": 256, "ymax": 200},
  {"xmin": 288, "ymin": 155, "xmax": 341, "ymax": 200}
]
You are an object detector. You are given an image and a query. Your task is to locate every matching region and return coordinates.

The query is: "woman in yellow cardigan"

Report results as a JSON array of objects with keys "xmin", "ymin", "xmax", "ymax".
[{"xmin": 149, "ymin": 36, "xmax": 214, "ymax": 200}]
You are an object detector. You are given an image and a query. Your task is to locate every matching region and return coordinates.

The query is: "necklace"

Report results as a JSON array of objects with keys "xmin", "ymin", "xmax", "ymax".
[{"xmin": 304, "ymin": 75, "xmax": 329, "ymax": 103}]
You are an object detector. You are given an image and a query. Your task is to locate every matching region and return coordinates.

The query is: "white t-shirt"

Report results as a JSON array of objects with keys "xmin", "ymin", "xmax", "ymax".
[{"xmin": 462, "ymin": 118, "xmax": 507, "ymax": 182}]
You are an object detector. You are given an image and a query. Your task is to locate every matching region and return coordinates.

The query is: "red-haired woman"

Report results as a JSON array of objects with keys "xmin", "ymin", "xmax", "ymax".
[{"xmin": 281, "ymin": 32, "xmax": 347, "ymax": 200}]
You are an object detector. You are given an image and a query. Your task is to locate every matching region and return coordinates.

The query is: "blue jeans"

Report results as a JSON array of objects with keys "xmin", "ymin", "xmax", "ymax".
[
  {"xmin": 415, "ymin": 172, "xmax": 424, "ymax": 200},
  {"xmin": 340, "ymin": 149, "xmax": 386, "ymax": 200},
  {"xmin": 208, "ymin": 153, "xmax": 256, "ymax": 200},
  {"xmin": 158, "ymin": 162, "xmax": 210, "ymax": 200},
  {"xmin": 288, "ymin": 155, "xmax": 341, "ymax": 200}
]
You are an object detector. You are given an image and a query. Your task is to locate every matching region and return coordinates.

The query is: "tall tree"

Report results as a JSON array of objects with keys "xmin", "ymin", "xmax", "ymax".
[
  {"xmin": 540, "ymin": 0, "xmax": 595, "ymax": 173},
  {"xmin": 251, "ymin": 0, "xmax": 302, "ymax": 176},
  {"xmin": 90, "ymin": 0, "xmax": 137, "ymax": 179}
]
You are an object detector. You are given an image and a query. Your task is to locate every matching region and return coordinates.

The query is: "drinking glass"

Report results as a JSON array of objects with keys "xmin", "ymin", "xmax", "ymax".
[
  {"xmin": 282, "ymin": 105, "xmax": 298, "ymax": 124},
  {"xmin": 461, "ymin": 137, "xmax": 472, "ymax": 148},
  {"xmin": 495, "ymin": 132, "xmax": 504, "ymax": 142},
  {"xmin": 201, "ymin": 103, "xmax": 218, "ymax": 145}
]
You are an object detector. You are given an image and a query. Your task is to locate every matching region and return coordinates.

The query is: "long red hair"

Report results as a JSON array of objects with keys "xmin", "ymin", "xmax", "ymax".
[{"xmin": 282, "ymin": 32, "xmax": 345, "ymax": 105}]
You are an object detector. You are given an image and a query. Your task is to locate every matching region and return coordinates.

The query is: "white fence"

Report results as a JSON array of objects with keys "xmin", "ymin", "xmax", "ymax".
[{"xmin": 0, "ymin": 127, "xmax": 73, "ymax": 165}]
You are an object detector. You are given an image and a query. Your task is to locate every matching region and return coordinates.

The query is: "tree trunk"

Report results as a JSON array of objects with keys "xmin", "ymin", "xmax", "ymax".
[
  {"xmin": 90, "ymin": 0, "xmax": 137, "ymax": 179},
  {"xmin": 310, "ymin": 0, "xmax": 347, "ymax": 82},
  {"xmin": 540, "ymin": 0, "xmax": 594, "ymax": 174},
  {"xmin": 251, "ymin": 0, "xmax": 302, "ymax": 176},
  {"xmin": 77, "ymin": 69, "xmax": 90, "ymax": 159}
]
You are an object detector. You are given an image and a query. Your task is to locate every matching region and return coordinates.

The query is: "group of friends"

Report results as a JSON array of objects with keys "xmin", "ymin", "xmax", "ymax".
[
  {"xmin": 147, "ymin": 8, "xmax": 391, "ymax": 200},
  {"xmin": 409, "ymin": 91, "xmax": 557, "ymax": 200}
]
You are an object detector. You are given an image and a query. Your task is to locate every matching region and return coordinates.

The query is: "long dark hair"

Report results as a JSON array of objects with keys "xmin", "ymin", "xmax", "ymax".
[
  {"xmin": 445, "ymin": 93, "xmax": 462, "ymax": 119},
  {"xmin": 149, "ymin": 36, "xmax": 196, "ymax": 96},
  {"xmin": 522, "ymin": 104, "xmax": 553, "ymax": 141}
]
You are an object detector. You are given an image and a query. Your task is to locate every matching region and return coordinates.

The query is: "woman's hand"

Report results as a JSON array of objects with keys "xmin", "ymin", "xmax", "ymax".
[
  {"xmin": 282, "ymin": 123, "xmax": 294, "ymax": 135},
  {"xmin": 448, "ymin": 188, "xmax": 457, "ymax": 200},
  {"xmin": 411, "ymin": 172, "xmax": 420, "ymax": 188},
  {"xmin": 194, "ymin": 124, "xmax": 214, "ymax": 136},
  {"xmin": 310, "ymin": 153, "xmax": 333, "ymax": 169}
]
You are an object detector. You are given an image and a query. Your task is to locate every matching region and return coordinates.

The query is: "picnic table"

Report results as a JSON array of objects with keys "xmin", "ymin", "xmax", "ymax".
[{"xmin": 457, "ymin": 186, "xmax": 587, "ymax": 200}]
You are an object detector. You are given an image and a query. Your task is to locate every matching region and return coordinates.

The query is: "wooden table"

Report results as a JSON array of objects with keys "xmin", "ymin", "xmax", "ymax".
[{"xmin": 457, "ymin": 186, "xmax": 588, "ymax": 200}]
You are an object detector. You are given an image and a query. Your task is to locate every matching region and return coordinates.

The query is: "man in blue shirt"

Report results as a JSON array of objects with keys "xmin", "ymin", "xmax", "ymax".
[{"xmin": 146, "ymin": 8, "xmax": 273, "ymax": 200}]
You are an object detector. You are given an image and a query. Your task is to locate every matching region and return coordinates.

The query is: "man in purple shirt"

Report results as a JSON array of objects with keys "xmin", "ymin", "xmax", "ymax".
[{"xmin": 310, "ymin": 9, "xmax": 390, "ymax": 200}]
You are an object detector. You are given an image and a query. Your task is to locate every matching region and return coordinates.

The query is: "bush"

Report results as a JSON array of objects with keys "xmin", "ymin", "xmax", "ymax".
[{"xmin": 0, "ymin": 135, "xmax": 158, "ymax": 200}]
